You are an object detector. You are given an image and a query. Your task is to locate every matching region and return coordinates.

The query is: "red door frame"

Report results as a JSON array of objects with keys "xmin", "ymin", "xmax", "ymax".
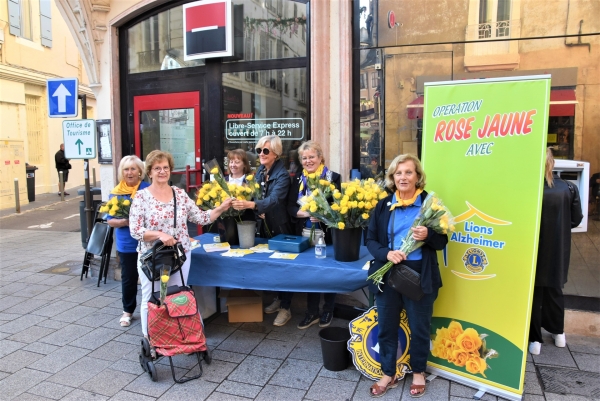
[{"xmin": 133, "ymin": 91, "xmax": 201, "ymax": 190}]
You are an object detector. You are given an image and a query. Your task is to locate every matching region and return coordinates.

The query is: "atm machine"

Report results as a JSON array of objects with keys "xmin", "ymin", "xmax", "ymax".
[{"xmin": 553, "ymin": 159, "xmax": 589, "ymax": 232}]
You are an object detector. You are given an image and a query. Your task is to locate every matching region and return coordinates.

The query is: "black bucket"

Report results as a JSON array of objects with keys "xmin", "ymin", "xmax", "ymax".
[{"xmin": 319, "ymin": 327, "xmax": 351, "ymax": 371}]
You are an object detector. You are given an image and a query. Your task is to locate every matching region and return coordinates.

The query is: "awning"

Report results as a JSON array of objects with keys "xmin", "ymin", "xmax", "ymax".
[{"xmin": 406, "ymin": 89, "xmax": 577, "ymax": 119}]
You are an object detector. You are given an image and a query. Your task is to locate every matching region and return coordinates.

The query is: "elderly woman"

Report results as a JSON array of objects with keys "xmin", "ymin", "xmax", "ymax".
[
  {"xmin": 366, "ymin": 154, "xmax": 448, "ymax": 398},
  {"xmin": 106, "ymin": 155, "xmax": 149, "ymax": 327},
  {"xmin": 232, "ymin": 135, "xmax": 292, "ymax": 326},
  {"xmin": 129, "ymin": 150, "xmax": 232, "ymax": 338},
  {"xmin": 287, "ymin": 141, "xmax": 341, "ymax": 329},
  {"xmin": 529, "ymin": 148, "xmax": 583, "ymax": 355},
  {"xmin": 226, "ymin": 148, "xmax": 252, "ymax": 185}
]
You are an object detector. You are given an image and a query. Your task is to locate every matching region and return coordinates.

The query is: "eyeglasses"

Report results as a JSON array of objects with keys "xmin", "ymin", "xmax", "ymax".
[
  {"xmin": 152, "ymin": 166, "xmax": 170, "ymax": 173},
  {"xmin": 255, "ymin": 148, "xmax": 271, "ymax": 155}
]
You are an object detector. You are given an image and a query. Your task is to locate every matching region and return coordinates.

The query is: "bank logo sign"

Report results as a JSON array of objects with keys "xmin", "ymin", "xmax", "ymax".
[{"xmin": 183, "ymin": 0, "xmax": 233, "ymax": 60}]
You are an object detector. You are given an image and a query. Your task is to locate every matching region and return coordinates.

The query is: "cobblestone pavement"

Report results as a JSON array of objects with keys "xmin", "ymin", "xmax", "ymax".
[{"xmin": 0, "ymin": 229, "xmax": 599, "ymax": 401}]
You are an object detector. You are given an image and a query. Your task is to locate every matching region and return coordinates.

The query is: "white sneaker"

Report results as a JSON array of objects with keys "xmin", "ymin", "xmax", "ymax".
[
  {"xmin": 529, "ymin": 341, "xmax": 541, "ymax": 355},
  {"xmin": 552, "ymin": 333, "xmax": 566, "ymax": 347},
  {"xmin": 264, "ymin": 298, "xmax": 281, "ymax": 314},
  {"xmin": 273, "ymin": 308, "xmax": 291, "ymax": 326}
]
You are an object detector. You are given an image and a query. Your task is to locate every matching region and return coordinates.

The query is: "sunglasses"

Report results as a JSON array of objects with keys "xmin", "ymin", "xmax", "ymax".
[{"xmin": 255, "ymin": 148, "xmax": 271, "ymax": 155}]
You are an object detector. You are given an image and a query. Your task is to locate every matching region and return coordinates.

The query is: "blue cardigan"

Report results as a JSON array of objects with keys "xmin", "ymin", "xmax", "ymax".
[{"xmin": 365, "ymin": 191, "xmax": 448, "ymax": 294}]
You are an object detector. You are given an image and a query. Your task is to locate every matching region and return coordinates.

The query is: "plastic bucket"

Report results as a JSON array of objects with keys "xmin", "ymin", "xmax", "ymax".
[
  {"xmin": 237, "ymin": 221, "xmax": 256, "ymax": 249},
  {"xmin": 319, "ymin": 327, "xmax": 351, "ymax": 371}
]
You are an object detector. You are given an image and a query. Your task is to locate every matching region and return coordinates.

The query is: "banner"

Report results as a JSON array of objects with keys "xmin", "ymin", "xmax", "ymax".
[{"xmin": 421, "ymin": 76, "xmax": 550, "ymax": 400}]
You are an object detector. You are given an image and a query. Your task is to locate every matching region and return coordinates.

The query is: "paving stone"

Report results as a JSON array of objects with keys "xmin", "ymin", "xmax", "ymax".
[
  {"xmin": 239, "ymin": 321, "xmax": 273, "ymax": 334},
  {"xmin": 114, "ymin": 332, "xmax": 142, "ymax": 345},
  {"xmin": 351, "ymin": 375, "xmax": 406, "ymax": 401},
  {"xmin": 204, "ymin": 323, "xmax": 236, "ymax": 347},
  {"xmin": 0, "ymin": 349, "xmax": 44, "ymax": 373},
  {"xmin": 110, "ymin": 359, "xmax": 144, "ymax": 375},
  {"xmin": 68, "ymin": 326, "xmax": 122, "ymax": 350},
  {"xmin": 2, "ymin": 299, "xmax": 49, "ymax": 315},
  {"xmin": 77, "ymin": 312, "xmax": 118, "ymax": 329},
  {"xmin": 0, "ymin": 339, "xmax": 26, "ymax": 357},
  {"xmin": 450, "ymin": 382, "xmax": 499, "ymax": 400},
  {"xmin": 0, "ymin": 312, "xmax": 21, "ymax": 322},
  {"xmin": 87, "ymin": 340, "xmax": 137, "ymax": 362},
  {"xmin": 124, "ymin": 364, "xmax": 185, "ymax": 397},
  {"xmin": 7, "ymin": 325, "xmax": 55, "ymax": 343},
  {"xmin": 38, "ymin": 324, "xmax": 94, "ymax": 346},
  {"xmin": 35, "ymin": 319, "xmax": 67, "ymax": 330},
  {"xmin": 16, "ymin": 393, "xmax": 56, "ymax": 401},
  {"xmin": 524, "ymin": 370, "xmax": 544, "ymax": 395},
  {"xmin": 216, "ymin": 329, "xmax": 265, "ymax": 354},
  {"xmin": 28, "ymin": 381, "xmax": 75, "ymax": 400},
  {"xmin": 572, "ymin": 352, "xmax": 600, "ymax": 373},
  {"xmin": 251, "ymin": 338, "xmax": 296, "ymax": 359},
  {"xmin": 157, "ymin": 378, "xmax": 218, "ymax": 401},
  {"xmin": 567, "ymin": 341, "xmax": 600, "ymax": 355},
  {"xmin": 216, "ymin": 379, "xmax": 263, "ymax": 398},
  {"xmin": 0, "ymin": 367, "xmax": 51, "ymax": 400},
  {"xmin": 520, "ymin": 395, "xmax": 546, "ymax": 401},
  {"xmin": 60, "ymin": 389, "xmax": 108, "ymax": 401},
  {"xmin": 0, "ymin": 314, "xmax": 46, "ymax": 334},
  {"xmin": 22, "ymin": 342, "xmax": 59, "ymax": 356},
  {"xmin": 64, "ymin": 289, "xmax": 106, "ymax": 304},
  {"xmin": 228, "ymin": 355, "xmax": 282, "ymax": 386},
  {"xmin": 18, "ymin": 284, "xmax": 53, "ymax": 298},
  {"xmin": 318, "ymin": 365, "xmax": 362, "ymax": 382},
  {"xmin": 526, "ymin": 361, "xmax": 536, "ymax": 373},
  {"xmin": 397, "ymin": 375, "xmax": 450, "ymax": 401},
  {"xmin": 544, "ymin": 394, "xmax": 596, "ymax": 401},
  {"xmin": 268, "ymin": 357, "xmax": 322, "ymax": 390},
  {"xmin": 191, "ymin": 358, "xmax": 237, "ymax": 383},
  {"xmin": 50, "ymin": 305, "xmax": 98, "ymax": 323},
  {"xmin": 288, "ymin": 336, "xmax": 323, "ymax": 362},
  {"xmin": 82, "ymin": 295, "xmax": 121, "ymax": 308},
  {"xmin": 531, "ymin": 345, "xmax": 577, "ymax": 368},
  {"xmin": 46, "ymin": 356, "xmax": 112, "ymax": 387},
  {"xmin": 109, "ymin": 390, "xmax": 157, "ymax": 401},
  {"xmin": 31, "ymin": 301, "xmax": 80, "ymax": 318},
  {"xmin": 34, "ymin": 345, "xmax": 90, "ymax": 374},
  {"xmin": 32, "ymin": 288, "xmax": 75, "ymax": 301},
  {"xmin": 265, "ymin": 330, "xmax": 303, "ymax": 344},
  {"xmin": 36, "ymin": 275, "xmax": 74, "ymax": 286},
  {"xmin": 205, "ymin": 392, "xmax": 253, "ymax": 401},
  {"xmin": 255, "ymin": 383, "xmax": 306, "ymax": 401},
  {"xmin": 305, "ymin": 376, "xmax": 358, "ymax": 400},
  {"xmin": 0, "ymin": 282, "xmax": 30, "ymax": 296},
  {"xmin": 156, "ymin": 352, "xmax": 202, "ymax": 370},
  {"xmin": 80, "ymin": 368, "xmax": 138, "ymax": 397},
  {"xmin": 208, "ymin": 314, "xmax": 243, "ymax": 328},
  {"xmin": 211, "ymin": 349, "xmax": 247, "ymax": 364}
]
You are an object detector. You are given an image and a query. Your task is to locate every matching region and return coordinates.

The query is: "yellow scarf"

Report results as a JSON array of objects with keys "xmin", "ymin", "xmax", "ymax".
[
  {"xmin": 389, "ymin": 188, "xmax": 423, "ymax": 210},
  {"xmin": 298, "ymin": 164, "xmax": 325, "ymax": 195},
  {"xmin": 111, "ymin": 180, "xmax": 141, "ymax": 200}
]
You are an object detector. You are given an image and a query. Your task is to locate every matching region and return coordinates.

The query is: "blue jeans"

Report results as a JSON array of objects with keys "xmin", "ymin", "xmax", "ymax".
[
  {"xmin": 376, "ymin": 281, "xmax": 438, "ymax": 376},
  {"xmin": 119, "ymin": 252, "xmax": 139, "ymax": 314}
]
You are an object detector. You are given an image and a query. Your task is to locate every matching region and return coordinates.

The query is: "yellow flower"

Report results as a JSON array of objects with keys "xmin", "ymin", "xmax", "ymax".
[
  {"xmin": 346, "ymin": 188, "xmax": 355, "ymax": 197},
  {"xmin": 341, "ymin": 183, "xmax": 348, "ymax": 189},
  {"xmin": 108, "ymin": 209, "xmax": 116, "ymax": 216},
  {"xmin": 356, "ymin": 193, "xmax": 364, "ymax": 201},
  {"xmin": 456, "ymin": 328, "xmax": 482, "ymax": 354},
  {"xmin": 300, "ymin": 204, "xmax": 310, "ymax": 211},
  {"xmin": 310, "ymin": 205, "xmax": 318, "ymax": 213},
  {"xmin": 331, "ymin": 203, "xmax": 340, "ymax": 211},
  {"xmin": 371, "ymin": 199, "xmax": 378, "ymax": 207},
  {"xmin": 330, "ymin": 184, "xmax": 335, "ymax": 191},
  {"xmin": 203, "ymin": 183, "xmax": 212, "ymax": 190},
  {"xmin": 319, "ymin": 179, "xmax": 329, "ymax": 186},
  {"xmin": 215, "ymin": 201, "xmax": 221, "ymax": 207},
  {"xmin": 465, "ymin": 356, "xmax": 487, "ymax": 377},
  {"xmin": 160, "ymin": 275, "xmax": 169, "ymax": 283},
  {"xmin": 255, "ymin": 183, "xmax": 260, "ymax": 188},
  {"xmin": 110, "ymin": 197, "xmax": 118, "ymax": 205},
  {"xmin": 308, "ymin": 173, "xmax": 316, "ymax": 179},
  {"xmin": 337, "ymin": 222, "xmax": 345, "ymax": 230},
  {"xmin": 358, "ymin": 201, "xmax": 365, "ymax": 209},
  {"xmin": 210, "ymin": 167, "xmax": 219, "ymax": 174},
  {"xmin": 341, "ymin": 207, "xmax": 348, "ymax": 215},
  {"xmin": 312, "ymin": 188, "xmax": 319, "ymax": 195},
  {"xmin": 362, "ymin": 213, "xmax": 369, "ymax": 219},
  {"xmin": 122, "ymin": 200, "xmax": 131, "ymax": 206},
  {"xmin": 450, "ymin": 349, "xmax": 470, "ymax": 367},
  {"xmin": 333, "ymin": 192, "xmax": 342, "ymax": 199},
  {"xmin": 203, "ymin": 194, "xmax": 210, "ymax": 201},
  {"xmin": 209, "ymin": 191, "xmax": 218, "ymax": 198},
  {"xmin": 99, "ymin": 206, "xmax": 109, "ymax": 213},
  {"xmin": 246, "ymin": 174, "xmax": 254, "ymax": 181},
  {"xmin": 448, "ymin": 321, "xmax": 464, "ymax": 340},
  {"xmin": 309, "ymin": 201, "xmax": 317, "ymax": 209},
  {"xmin": 364, "ymin": 193, "xmax": 372, "ymax": 201}
]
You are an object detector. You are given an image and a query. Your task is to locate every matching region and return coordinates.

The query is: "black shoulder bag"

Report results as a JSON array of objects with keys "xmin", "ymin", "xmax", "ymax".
[
  {"xmin": 140, "ymin": 188, "xmax": 187, "ymax": 281},
  {"xmin": 386, "ymin": 209, "xmax": 425, "ymax": 301}
]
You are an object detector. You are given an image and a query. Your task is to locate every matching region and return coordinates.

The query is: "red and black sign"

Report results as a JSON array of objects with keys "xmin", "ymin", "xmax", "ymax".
[{"xmin": 184, "ymin": 0, "xmax": 232, "ymax": 60}]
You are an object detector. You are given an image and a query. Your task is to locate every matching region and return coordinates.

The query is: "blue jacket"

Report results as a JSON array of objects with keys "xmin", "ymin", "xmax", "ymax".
[
  {"xmin": 365, "ymin": 190, "xmax": 448, "ymax": 294},
  {"xmin": 255, "ymin": 159, "xmax": 292, "ymax": 236}
]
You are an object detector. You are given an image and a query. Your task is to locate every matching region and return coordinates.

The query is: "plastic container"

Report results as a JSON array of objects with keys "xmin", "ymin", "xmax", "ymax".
[
  {"xmin": 315, "ymin": 237, "xmax": 326, "ymax": 259},
  {"xmin": 319, "ymin": 327, "xmax": 351, "ymax": 371},
  {"xmin": 237, "ymin": 221, "xmax": 256, "ymax": 249}
]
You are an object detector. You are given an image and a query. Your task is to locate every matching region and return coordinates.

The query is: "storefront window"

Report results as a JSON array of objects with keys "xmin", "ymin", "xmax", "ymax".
[
  {"xmin": 358, "ymin": 49, "xmax": 383, "ymax": 179},
  {"xmin": 548, "ymin": 116, "xmax": 574, "ymax": 160},
  {"xmin": 128, "ymin": 0, "xmax": 307, "ymax": 74},
  {"xmin": 222, "ymin": 67, "xmax": 307, "ymax": 175}
]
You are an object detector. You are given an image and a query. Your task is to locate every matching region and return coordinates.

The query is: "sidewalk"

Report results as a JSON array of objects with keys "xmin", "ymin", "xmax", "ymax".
[
  {"xmin": 1, "ymin": 229, "xmax": 599, "ymax": 400},
  {"xmin": 0, "ymin": 186, "xmax": 87, "ymax": 219}
]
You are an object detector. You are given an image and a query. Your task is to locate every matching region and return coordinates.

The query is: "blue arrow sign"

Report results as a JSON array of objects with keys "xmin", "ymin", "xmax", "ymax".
[{"xmin": 47, "ymin": 78, "xmax": 78, "ymax": 118}]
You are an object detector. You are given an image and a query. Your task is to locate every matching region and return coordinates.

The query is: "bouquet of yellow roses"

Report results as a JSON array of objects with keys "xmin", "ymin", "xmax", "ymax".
[
  {"xmin": 99, "ymin": 196, "xmax": 132, "ymax": 219},
  {"xmin": 196, "ymin": 181, "xmax": 252, "ymax": 219},
  {"xmin": 203, "ymin": 159, "xmax": 232, "ymax": 198},
  {"xmin": 297, "ymin": 178, "xmax": 387, "ymax": 230},
  {"xmin": 367, "ymin": 191, "xmax": 455, "ymax": 289}
]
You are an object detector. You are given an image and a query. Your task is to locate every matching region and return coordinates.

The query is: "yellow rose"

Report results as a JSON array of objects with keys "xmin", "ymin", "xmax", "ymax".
[
  {"xmin": 379, "ymin": 192, "xmax": 387, "ymax": 200},
  {"xmin": 456, "ymin": 328, "xmax": 482, "ymax": 354},
  {"xmin": 203, "ymin": 182, "xmax": 212, "ymax": 189},
  {"xmin": 362, "ymin": 213, "xmax": 369, "ymax": 219},
  {"xmin": 346, "ymin": 188, "xmax": 355, "ymax": 197},
  {"xmin": 333, "ymin": 192, "xmax": 341, "ymax": 199},
  {"xmin": 331, "ymin": 203, "xmax": 340, "ymax": 211},
  {"xmin": 308, "ymin": 173, "xmax": 316, "ymax": 179},
  {"xmin": 341, "ymin": 183, "xmax": 348, "ymax": 189},
  {"xmin": 99, "ymin": 206, "xmax": 108, "ymax": 213},
  {"xmin": 255, "ymin": 183, "xmax": 260, "ymax": 188},
  {"xmin": 450, "ymin": 349, "xmax": 470, "ymax": 367},
  {"xmin": 160, "ymin": 274, "xmax": 169, "ymax": 283},
  {"xmin": 364, "ymin": 202, "xmax": 373, "ymax": 210},
  {"xmin": 312, "ymin": 188, "xmax": 320, "ymax": 195},
  {"xmin": 209, "ymin": 191, "xmax": 218, "ymax": 198},
  {"xmin": 341, "ymin": 207, "xmax": 348, "ymax": 215},
  {"xmin": 358, "ymin": 201, "xmax": 365, "ymax": 209},
  {"xmin": 108, "ymin": 209, "xmax": 116, "ymax": 216},
  {"xmin": 342, "ymin": 195, "xmax": 350, "ymax": 203},
  {"xmin": 431, "ymin": 340, "xmax": 446, "ymax": 359},
  {"xmin": 122, "ymin": 200, "xmax": 131, "ymax": 206},
  {"xmin": 319, "ymin": 179, "xmax": 328, "ymax": 186},
  {"xmin": 203, "ymin": 195, "xmax": 210, "ymax": 201},
  {"xmin": 371, "ymin": 199, "xmax": 378, "ymax": 207},
  {"xmin": 356, "ymin": 193, "xmax": 364, "ymax": 201},
  {"xmin": 309, "ymin": 201, "xmax": 317, "ymax": 209},
  {"xmin": 210, "ymin": 167, "xmax": 219, "ymax": 174},
  {"xmin": 465, "ymin": 356, "xmax": 487, "ymax": 377},
  {"xmin": 309, "ymin": 205, "xmax": 318, "ymax": 213},
  {"xmin": 246, "ymin": 174, "xmax": 254, "ymax": 181},
  {"xmin": 215, "ymin": 201, "xmax": 221, "ymax": 207},
  {"xmin": 330, "ymin": 184, "xmax": 335, "ymax": 191},
  {"xmin": 110, "ymin": 197, "xmax": 118, "ymax": 205},
  {"xmin": 300, "ymin": 204, "xmax": 310, "ymax": 211},
  {"xmin": 448, "ymin": 321, "xmax": 463, "ymax": 340},
  {"xmin": 337, "ymin": 222, "xmax": 345, "ymax": 230}
]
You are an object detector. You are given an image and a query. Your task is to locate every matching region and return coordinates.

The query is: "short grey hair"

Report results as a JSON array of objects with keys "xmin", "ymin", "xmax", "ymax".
[
  {"xmin": 298, "ymin": 141, "xmax": 325, "ymax": 164},
  {"xmin": 117, "ymin": 155, "xmax": 145, "ymax": 181},
  {"xmin": 385, "ymin": 154, "xmax": 426, "ymax": 192},
  {"xmin": 256, "ymin": 135, "xmax": 283, "ymax": 158}
]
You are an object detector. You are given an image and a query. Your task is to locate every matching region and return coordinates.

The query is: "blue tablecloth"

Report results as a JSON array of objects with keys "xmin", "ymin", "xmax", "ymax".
[{"xmin": 188, "ymin": 234, "xmax": 372, "ymax": 293}]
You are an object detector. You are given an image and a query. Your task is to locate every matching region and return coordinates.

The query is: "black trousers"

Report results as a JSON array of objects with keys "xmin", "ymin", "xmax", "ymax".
[
  {"xmin": 119, "ymin": 252, "xmax": 139, "ymax": 314},
  {"xmin": 529, "ymin": 286, "xmax": 564, "ymax": 343},
  {"xmin": 306, "ymin": 293, "xmax": 336, "ymax": 315}
]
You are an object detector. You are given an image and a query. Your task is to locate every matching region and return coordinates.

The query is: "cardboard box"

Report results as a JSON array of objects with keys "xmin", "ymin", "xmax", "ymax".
[{"xmin": 220, "ymin": 289, "xmax": 263, "ymax": 323}]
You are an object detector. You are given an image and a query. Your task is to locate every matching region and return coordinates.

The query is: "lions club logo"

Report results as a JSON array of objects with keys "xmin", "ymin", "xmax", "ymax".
[
  {"xmin": 462, "ymin": 247, "xmax": 489, "ymax": 274},
  {"xmin": 348, "ymin": 306, "xmax": 412, "ymax": 380}
]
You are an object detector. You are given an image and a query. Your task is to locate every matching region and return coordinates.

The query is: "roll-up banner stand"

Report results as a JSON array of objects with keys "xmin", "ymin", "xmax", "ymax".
[{"xmin": 421, "ymin": 75, "xmax": 550, "ymax": 401}]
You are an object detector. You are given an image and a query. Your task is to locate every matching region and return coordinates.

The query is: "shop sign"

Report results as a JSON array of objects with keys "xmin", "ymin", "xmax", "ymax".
[
  {"xmin": 183, "ymin": 0, "xmax": 233, "ymax": 60},
  {"xmin": 422, "ymin": 76, "xmax": 550, "ymax": 400},
  {"xmin": 225, "ymin": 118, "xmax": 304, "ymax": 141}
]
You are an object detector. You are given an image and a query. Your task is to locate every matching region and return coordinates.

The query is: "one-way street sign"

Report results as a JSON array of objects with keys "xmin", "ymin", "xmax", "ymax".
[
  {"xmin": 63, "ymin": 119, "xmax": 97, "ymax": 159},
  {"xmin": 47, "ymin": 78, "xmax": 78, "ymax": 118}
]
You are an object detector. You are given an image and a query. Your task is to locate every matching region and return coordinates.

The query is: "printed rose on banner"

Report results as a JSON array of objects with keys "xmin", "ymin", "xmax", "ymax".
[{"xmin": 430, "ymin": 321, "xmax": 498, "ymax": 378}]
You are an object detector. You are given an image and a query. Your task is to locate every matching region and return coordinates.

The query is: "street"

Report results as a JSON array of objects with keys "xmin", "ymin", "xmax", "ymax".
[{"xmin": 0, "ymin": 196, "xmax": 83, "ymax": 233}]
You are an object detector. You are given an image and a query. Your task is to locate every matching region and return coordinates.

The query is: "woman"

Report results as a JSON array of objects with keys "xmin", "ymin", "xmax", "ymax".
[
  {"xmin": 365, "ymin": 154, "xmax": 448, "ymax": 398},
  {"xmin": 106, "ymin": 156, "xmax": 149, "ymax": 327},
  {"xmin": 232, "ymin": 135, "xmax": 292, "ymax": 326},
  {"xmin": 529, "ymin": 148, "xmax": 582, "ymax": 355},
  {"xmin": 226, "ymin": 149, "xmax": 252, "ymax": 185},
  {"xmin": 129, "ymin": 150, "xmax": 232, "ymax": 338},
  {"xmin": 287, "ymin": 141, "xmax": 341, "ymax": 329}
]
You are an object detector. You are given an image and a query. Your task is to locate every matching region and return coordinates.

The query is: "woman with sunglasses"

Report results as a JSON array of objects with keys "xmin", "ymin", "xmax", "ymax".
[
  {"xmin": 129, "ymin": 150, "xmax": 232, "ymax": 339},
  {"xmin": 232, "ymin": 135, "xmax": 293, "ymax": 326}
]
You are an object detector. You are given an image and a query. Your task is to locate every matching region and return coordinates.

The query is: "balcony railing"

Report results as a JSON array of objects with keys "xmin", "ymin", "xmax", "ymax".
[{"xmin": 465, "ymin": 19, "xmax": 519, "ymax": 41}]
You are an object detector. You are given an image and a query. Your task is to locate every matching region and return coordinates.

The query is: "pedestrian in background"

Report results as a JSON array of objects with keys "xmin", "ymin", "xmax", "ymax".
[
  {"xmin": 106, "ymin": 155, "xmax": 149, "ymax": 327},
  {"xmin": 529, "ymin": 148, "xmax": 583, "ymax": 355},
  {"xmin": 55, "ymin": 143, "xmax": 71, "ymax": 196}
]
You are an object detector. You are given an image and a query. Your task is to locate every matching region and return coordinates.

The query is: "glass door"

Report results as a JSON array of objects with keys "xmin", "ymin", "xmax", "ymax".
[{"xmin": 133, "ymin": 92, "xmax": 201, "ymax": 191}]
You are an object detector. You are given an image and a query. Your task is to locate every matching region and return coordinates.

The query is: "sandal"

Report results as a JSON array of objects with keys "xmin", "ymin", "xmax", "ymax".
[
  {"xmin": 369, "ymin": 375, "xmax": 399, "ymax": 398},
  {"xmin": 120, "ymin": 313, "xmax": 132, "ymax": 327},
  {"xmin": 409, "ymin": 372, "xmax": 427, "ymax": 398}
]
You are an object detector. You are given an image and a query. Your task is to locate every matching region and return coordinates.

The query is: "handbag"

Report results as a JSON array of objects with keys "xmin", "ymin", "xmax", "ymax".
[
  {"xmin": 140, "ymin": 188, "xmax": 186, "ymax": 281},
  {"xmin": 385, "ymin": 207, "xmax": 424, "ymax": 300}
]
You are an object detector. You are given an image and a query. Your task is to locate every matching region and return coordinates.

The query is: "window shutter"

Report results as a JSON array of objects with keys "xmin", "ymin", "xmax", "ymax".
[
  {"xmin": 8, "ymin": 0, "xmax": 21, "ymax": 37},
  {"xmin": 40, "ymin": 0, "xmax": 52, "ymax": 47}
]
